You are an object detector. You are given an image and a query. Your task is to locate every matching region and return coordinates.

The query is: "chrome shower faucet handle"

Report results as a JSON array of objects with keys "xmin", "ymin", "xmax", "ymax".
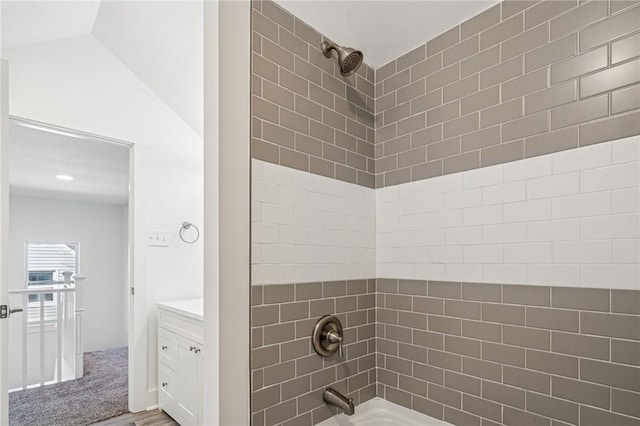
[
  {"xmin": 312, "ymin": 315, "xmax": 345, "ymax": 357},
  {"xmin": 326, "ymin": 329, "xmax": 344, "ymax": 357}
]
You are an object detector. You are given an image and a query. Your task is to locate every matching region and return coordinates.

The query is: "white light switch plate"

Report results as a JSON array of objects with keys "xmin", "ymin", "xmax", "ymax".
[{"xmin": 147, "ymin": 231, "xmax": 170, "ymax": 247}]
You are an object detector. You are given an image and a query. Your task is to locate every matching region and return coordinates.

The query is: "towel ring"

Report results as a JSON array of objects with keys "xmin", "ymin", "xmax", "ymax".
[{"xmin": 179, "ymin": 222, "xmax": 200, "ymax": 244}]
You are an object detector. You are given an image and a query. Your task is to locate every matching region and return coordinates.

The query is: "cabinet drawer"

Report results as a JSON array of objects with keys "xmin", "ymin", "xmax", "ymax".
[
  {"xmin": 158, "ymin": 362, "xmax": 176, "ymax": 414},
  {"xmin": 158, "ymin": 309, "xmax": 203, "ymax": 344},
  {"xmin": 158, "ymin": 327, "xmax": 178, "ymax": 371}
]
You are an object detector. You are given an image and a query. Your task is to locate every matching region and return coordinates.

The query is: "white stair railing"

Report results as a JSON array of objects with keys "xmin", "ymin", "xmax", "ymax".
[
  {"xmin": 72, "ymin": 275, "xmax": 85, "ymax": 379},
  {"xmin": 8, "ymin": 274, "xmax": 85, "ymax": 391}
]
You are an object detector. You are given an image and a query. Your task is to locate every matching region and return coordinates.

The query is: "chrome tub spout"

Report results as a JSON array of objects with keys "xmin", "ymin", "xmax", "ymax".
[{"xmin": 323, "ymin": 387, "xmax": 355, "ymax": 416}]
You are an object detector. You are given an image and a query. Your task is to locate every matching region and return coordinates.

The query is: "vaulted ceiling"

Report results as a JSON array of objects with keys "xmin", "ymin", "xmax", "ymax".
[
  {"xmin": 1, "ymin": 0, "xmax": 203, "ymax": 137},
  {"xmin": 0, "ymin": 1, "xmax": 101, "ymax": 49}
]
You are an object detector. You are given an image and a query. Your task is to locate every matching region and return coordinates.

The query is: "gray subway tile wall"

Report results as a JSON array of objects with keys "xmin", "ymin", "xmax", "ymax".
[
  {"xmin": 374, "ymin": 0, "xmax": 640, "ymax": 187},
  {"xmin": 252, "ymin": 0, "xmax": 375, "ymax": 188},
  {"xmin": 376, "ymin": 279, "xmax": 640, "ymax": 426},
  {"xmin": 251, "ymin": 279, "xmax": 640, "ymax": 426},
  {"xmin": 253, "ymin": 0, "xmax": 640, "ymax": 189},
  {"xmin": 251, "ymin": 280, "xmax": 378, "ymax": 426}
]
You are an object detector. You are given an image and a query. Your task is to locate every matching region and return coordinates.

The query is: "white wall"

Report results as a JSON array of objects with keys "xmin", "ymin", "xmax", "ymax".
[
  {"xmin": 1, "ymin": 32, "xmax": 203, "ymax": 409},
  {"xmin": 252, "ymin": 159, "xmax": 376, "ymax": 285},
  {"xmin": 8, "ymin": 195, "xmax": 127, "ymax": 388},
  {"xmin": 376, "ymin": 136, "xmax": 640, "ymax": 289},
  {"xmin": 9, "ymin": 195, "xmax": 128, "ymax": 349},
  {"xmin": 92, "ymin": 0, "xmax": 203, "ymax": 136}
]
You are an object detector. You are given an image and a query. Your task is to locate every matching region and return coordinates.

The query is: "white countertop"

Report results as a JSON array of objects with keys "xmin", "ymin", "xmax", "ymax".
[{"xmin": 157, "ymin": 298, "xmax": 203, "ymax": 321}]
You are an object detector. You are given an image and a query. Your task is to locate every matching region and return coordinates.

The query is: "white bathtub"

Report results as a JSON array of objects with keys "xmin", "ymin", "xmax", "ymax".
[{"xmin": 316, "ymin": 397, "xmax": 451, "ymax": 426}]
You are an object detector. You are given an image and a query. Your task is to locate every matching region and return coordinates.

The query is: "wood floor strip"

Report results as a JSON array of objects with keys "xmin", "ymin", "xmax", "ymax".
[{"xmin": 91, "ymin": 409, "xmax": 178, "ymax": 426}]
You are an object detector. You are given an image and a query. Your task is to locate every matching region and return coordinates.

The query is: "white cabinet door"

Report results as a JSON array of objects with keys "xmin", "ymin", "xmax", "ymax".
[
  {"xmin": 157, "ymin": 310, "xmax": 203, "ymax": 426},
  {"xmin": 175, "ymin": 334, "xmax": 199, "ymax": 425}
]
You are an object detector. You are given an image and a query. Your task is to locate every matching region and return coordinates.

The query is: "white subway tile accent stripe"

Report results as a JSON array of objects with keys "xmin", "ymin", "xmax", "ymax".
[
  {"xmin": 252, "ymin": 159, "xmax": 376, "ymax": 284},
  {"xmin": 252, "ymin": 136, "xmax": 640, "ymax": 289},
  {"xmin": 376, "ymin": 136, "xmax": 640, "ymax": 289}
]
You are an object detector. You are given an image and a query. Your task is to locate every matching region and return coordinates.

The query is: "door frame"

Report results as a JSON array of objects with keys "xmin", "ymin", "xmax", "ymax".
[
  {"xmin": 1, "ymin": 58, "xmax": 10, "ymax": 426},
  {"xmin": 2, "ymin": 115, "xmax": 147, "ymax": 413}
]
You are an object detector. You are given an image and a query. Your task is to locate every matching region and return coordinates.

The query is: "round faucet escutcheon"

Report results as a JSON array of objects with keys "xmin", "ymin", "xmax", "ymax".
[{"xmin": 312, "ymin": 315, "xmax": 345, "ymax": 358}]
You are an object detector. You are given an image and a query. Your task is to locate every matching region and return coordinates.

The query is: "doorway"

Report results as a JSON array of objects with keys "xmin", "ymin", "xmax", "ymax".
[
  {"xmin": 0, "ymin": 0, "xmax": 206, "ymax": 421},
  {"xmin": 6, "ymin": 118, "xmax": 133, "ymax": 425}
]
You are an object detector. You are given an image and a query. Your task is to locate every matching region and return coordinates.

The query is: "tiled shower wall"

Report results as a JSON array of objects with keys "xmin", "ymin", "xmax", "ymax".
[
  {"xmin": 251, "ymin": 0, "xmax": 376, "ymax": 188},
  {"xmin": 376, "ymin": 279, "xmax": 640, "ymax": 426},
  {"xmin": 375, "ymin": 0, "xmax": 640, "ymax": 188},
  {"xmin": 369, "ymin": 0, "xmax": 640, "ymax": 421},
  {"xmin": 251, "ymin": 1, "xmax": 640, "ymax": 426},
  {"xmin": 250, "ymin": 278, "xmax": 640, "ymax": 426},
  {"xmin": 377, "ymin": 137, "xmax": 640, "ymax": 288},
  {"xmin": 251, "ymin": 280, "xmax": 377, "ymax": 426},
  {"xmin": 251, "ymin": 3, "xmax": 378, "ymax": 425},
  {"xmin": 252, "ymin": 159, "xmax": 376, "ymax": 285}
]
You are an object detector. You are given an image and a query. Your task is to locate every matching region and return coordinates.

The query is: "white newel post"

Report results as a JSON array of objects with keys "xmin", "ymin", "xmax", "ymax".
[{"xmin": 73, "ymin": 275, "xmax": 85, "ymax": 379}]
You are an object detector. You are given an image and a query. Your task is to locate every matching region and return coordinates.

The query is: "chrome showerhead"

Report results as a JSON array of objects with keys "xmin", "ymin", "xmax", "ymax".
[{"xmin": 321, "ymin": 41, "xmax": 364, "ymax": 77}]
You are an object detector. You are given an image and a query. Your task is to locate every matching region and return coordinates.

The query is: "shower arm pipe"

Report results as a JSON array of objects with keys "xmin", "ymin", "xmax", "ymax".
[{"xmin": 321, "ymin": 41, "xmax": 340, "ymax": 58}]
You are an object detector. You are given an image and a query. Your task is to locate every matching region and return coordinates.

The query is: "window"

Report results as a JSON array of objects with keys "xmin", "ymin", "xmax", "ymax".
[
  {"xmin": 27, "ymin": 270, "xmax": 56, "ymax": 302},
  {"xmin": 26, "ymin": 242, "xmax": 78, "ymax": 285},
  {"xmin": 28, "ymin": 271, "xmax": 55, "ymax": 282},
  {"xmin": 25, "ymin": 242, "xmax": 79, "ymax": 314}
]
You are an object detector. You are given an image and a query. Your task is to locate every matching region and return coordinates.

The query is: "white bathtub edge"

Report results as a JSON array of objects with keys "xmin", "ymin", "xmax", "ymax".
[{"xmin": 316, "ymin": 397, "xmax": 452, "ymax": 426}]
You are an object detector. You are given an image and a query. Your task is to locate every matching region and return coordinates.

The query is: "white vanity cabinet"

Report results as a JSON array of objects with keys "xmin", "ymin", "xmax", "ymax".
[{"xmin": 157, "ymin": 299, "xmax": 204, "ymax": 426}]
